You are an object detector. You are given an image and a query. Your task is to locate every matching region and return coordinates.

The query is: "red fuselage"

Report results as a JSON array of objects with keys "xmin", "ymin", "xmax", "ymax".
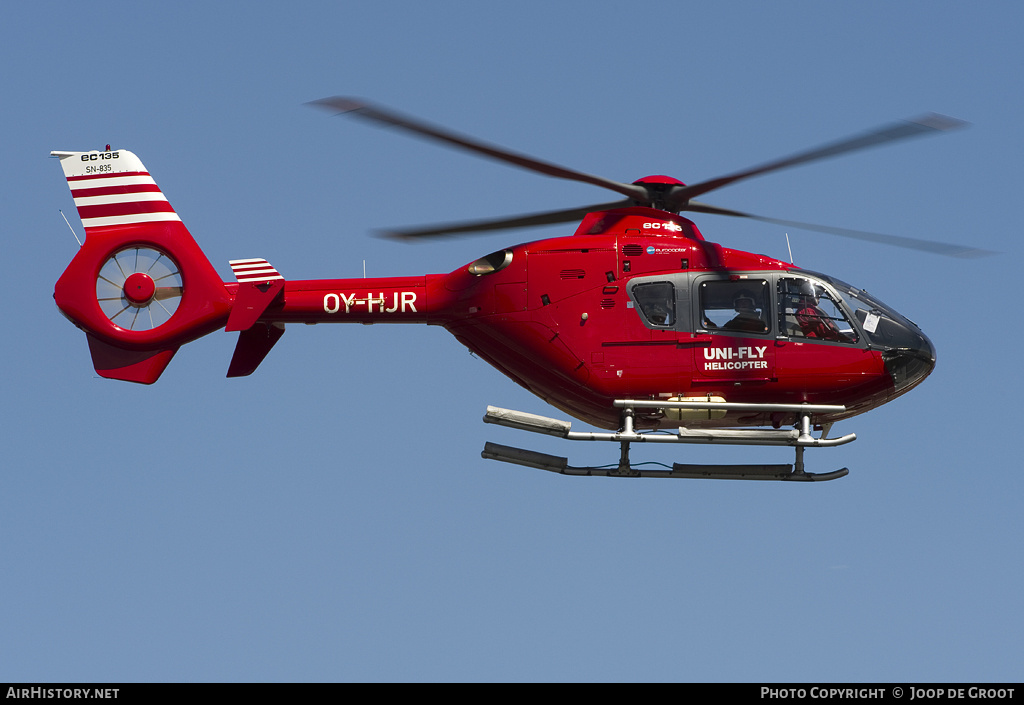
[{"xmin": 249, "ymin": 208, "xmax": 933, "ymax": 429}]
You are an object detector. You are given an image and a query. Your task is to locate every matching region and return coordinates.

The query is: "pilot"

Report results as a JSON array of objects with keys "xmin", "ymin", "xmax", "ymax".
[
  {"xmin": 724, "ymin": 290, "xmax": 768, "ymax": 332},
  {"xmin": 647, "ymin": 300, "xmax": 672, "ymax": 326},
  {"xmin": 794, "ymin": 284, "xmax": 852, "ymax": 343}
]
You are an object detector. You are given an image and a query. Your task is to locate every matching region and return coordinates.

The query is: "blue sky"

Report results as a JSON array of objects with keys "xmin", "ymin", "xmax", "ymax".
[{"xmin": 2, "ymin": 1, "xmax": 1021, "ymax": 682}]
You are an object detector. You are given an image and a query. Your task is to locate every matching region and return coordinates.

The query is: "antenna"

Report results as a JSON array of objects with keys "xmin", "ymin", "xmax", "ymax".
[
  {"xmin": 60, "ymin": 209, "xmax": 82, "ymax": 247},
  {"xmin": 785, "ymin": 233, "xmax": 794, "ymax": 264}
]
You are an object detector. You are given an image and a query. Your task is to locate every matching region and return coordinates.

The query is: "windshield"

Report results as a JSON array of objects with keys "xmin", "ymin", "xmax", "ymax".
[{"xmin": 797, "ymin": 269, "xmax": 929, "ymax": 351}]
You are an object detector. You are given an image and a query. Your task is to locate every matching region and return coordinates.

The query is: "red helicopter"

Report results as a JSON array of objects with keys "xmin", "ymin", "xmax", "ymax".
[{"xmin": 51, "ymin": 99, "xmax": 982, "ymax": 481}]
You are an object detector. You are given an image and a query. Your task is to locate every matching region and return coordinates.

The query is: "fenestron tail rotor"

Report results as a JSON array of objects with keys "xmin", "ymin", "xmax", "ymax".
[{"xmin": 95, "ymin": 247, "xmax": 184, "ymax": 331}]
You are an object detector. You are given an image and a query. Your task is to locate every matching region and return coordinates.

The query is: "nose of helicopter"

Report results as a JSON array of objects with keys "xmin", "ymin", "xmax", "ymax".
[{"xmin": 882, "ymin": 329, "xmax": 936, "ymax": 396}]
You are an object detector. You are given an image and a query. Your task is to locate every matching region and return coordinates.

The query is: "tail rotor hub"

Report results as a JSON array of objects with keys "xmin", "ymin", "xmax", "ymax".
[{"xmin": 123, "ymin": 272, "xmax": 156, "ymax": 306}]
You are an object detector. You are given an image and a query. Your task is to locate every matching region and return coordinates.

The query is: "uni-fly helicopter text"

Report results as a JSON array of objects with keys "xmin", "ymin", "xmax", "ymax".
[{"xmin": 51, "ymin": 99, "xmax": 982, "ymax": 481}]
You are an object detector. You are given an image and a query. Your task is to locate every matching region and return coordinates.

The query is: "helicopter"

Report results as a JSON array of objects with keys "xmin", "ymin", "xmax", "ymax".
[{"xmin": 51, "ymin": 99, "xmax": 983, "ymax": 482}]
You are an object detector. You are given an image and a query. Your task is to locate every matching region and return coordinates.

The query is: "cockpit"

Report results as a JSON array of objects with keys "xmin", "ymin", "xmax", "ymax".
[
  {"xmin": 628, "ymin": 268, "xmax": 935, "ymax": 393},
  {"xmin": 802, "ymin": 270, "xmax": 936, "ymax": 393}
]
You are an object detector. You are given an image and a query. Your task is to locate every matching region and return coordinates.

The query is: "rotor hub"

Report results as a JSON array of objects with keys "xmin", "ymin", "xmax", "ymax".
[
  {"xmin": 632, "ymin": 175, "xmax": 686, "ymax": 187},
  {"xmin": 632, "ymin": 175, "xmax": 688, "ymax": 211},
  {"xmin": 123, "ymin": 272, "xmax": 156, "ymax": 306}
]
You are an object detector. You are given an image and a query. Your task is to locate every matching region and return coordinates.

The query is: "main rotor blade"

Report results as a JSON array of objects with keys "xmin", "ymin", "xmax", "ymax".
[
  {"xmin": 685, "ymin": 200, "xmax": 993, "ymax": 258},
  {"xmin": 667, "ymin": 114, "xmax": 968, "ymax": 210},
  {"xmin": 310, "ymin": 97, "xmax": 649, "ymax": 202},
  {"xmin": 379, "ymin": 199, "xmax": 633, "ymax": 240}
]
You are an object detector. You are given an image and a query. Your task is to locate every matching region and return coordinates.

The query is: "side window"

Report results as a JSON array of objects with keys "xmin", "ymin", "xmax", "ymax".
[
  {"xmin": 699, "ymin": 280, "xmax": 770, "ymax": 334},
  {"xmin": 778, "ymin": 278, "xmax": 857, "ymax": 343},
  {"xmin": 632, "ymin": 281, "xmax": 675, "ymax": 327}
]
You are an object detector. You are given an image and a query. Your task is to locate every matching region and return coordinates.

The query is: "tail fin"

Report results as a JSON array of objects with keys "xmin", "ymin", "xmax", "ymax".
[{"xmin": 52, "ymin": 149, "xmax": 231, "ymax": 383}]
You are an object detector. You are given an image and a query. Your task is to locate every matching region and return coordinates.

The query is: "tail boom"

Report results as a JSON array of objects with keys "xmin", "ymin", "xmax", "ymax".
[
  {"xmin": 260, "ymin": 276, "xmax": 444, "ymax": 325},
  {"xmin": 53, "ymin": 149, "xmax": 456, "ymax": 383}
]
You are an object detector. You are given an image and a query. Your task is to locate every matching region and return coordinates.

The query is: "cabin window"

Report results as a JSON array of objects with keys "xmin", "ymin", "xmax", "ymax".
[
  {"xmin": 632, "ymin": 281, "xmax": 675, "ymax": 327},
  {"xmin": 699, "ymin": 280, "xmax": 770, "ymax": 334},
  {"xmin": 777, "ymin": 277, "xmax": 857, "ymax": 343}
]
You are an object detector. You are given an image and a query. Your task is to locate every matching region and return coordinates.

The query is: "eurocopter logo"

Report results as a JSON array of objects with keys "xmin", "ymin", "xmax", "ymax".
[
  {"xmin": 703, "ymin": 346, "xmax": 769, "ymax": 371},
  {"xmin": 646, "ymin": 245, "xmax": 691, "ymax": 255}
]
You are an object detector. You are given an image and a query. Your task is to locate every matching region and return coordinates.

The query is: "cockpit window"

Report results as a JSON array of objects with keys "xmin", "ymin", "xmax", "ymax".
[
  {"xmin": 699, "ymin": 279, "xmax": 770, "ymax": 334},
  {"xmin": 821, "ymin": 274, "xmax": 928, "ymax": 350},
  {"xmin": 778, "ymin": 277, "xmax": 857, "ymax": 343},
  {"xmin": 468, "ymin": 249, "xmax": 513, "ymax": 275},
  {"xmin": 633, "ymin": 281, "xmax": 675, "ymax": 327}
]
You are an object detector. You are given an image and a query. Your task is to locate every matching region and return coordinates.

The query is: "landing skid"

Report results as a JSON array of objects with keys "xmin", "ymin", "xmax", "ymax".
[{"xmin": 481, "ymin": 400, "xmax": 856, "ymax": 482}]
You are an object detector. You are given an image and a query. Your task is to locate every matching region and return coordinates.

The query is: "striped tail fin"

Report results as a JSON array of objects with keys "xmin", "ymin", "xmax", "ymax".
[
  {"xmin": 52, "ymin": 149, "xmax": 231, "ymax": 383},
  {"xmin": 51, "ymin": 149, "xmax": 181, "ymax": 233}
]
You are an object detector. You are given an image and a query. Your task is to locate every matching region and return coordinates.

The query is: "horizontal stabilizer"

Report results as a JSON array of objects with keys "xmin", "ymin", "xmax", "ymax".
[{"xmin": 226, "ymin": 259, "xmax": 285, "ymax": 332}]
